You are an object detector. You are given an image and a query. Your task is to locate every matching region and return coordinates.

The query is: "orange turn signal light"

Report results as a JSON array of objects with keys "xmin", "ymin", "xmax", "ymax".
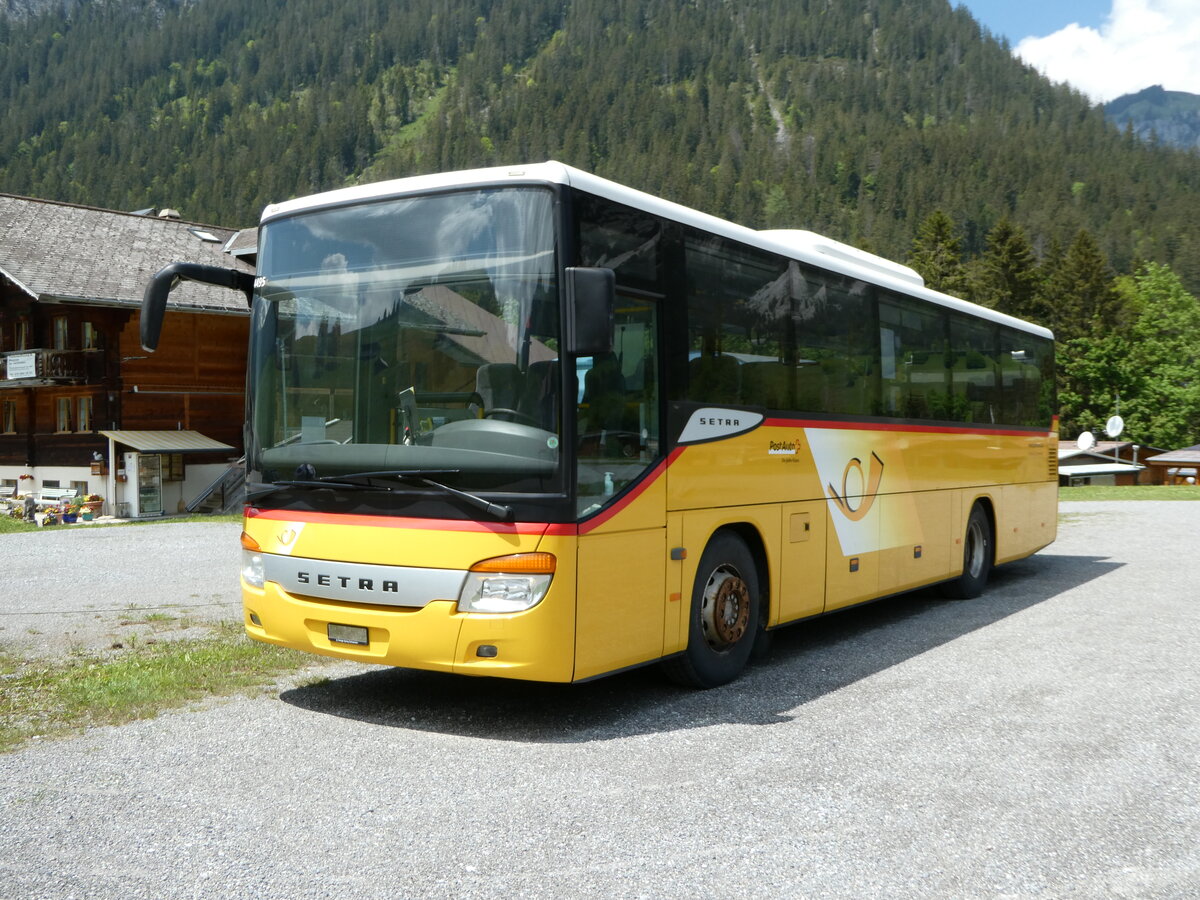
[
  {"xmin": 240, "ymin": 531, "xmax": 261, "ymax": 551},
  {"xmin": 470, "ymin": 552, "xmax": 556, "ymax": 575}
]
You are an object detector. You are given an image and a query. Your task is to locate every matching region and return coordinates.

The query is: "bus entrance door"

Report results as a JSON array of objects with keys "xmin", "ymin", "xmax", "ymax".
[{"xmin": 573, "ymin": 479, "xmax": 668, "ymax": 681}]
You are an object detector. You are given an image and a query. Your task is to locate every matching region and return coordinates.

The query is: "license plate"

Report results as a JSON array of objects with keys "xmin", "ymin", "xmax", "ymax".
[{"xmin": 327, "ymin": 623, "xmax": 369, "ymax": 646}]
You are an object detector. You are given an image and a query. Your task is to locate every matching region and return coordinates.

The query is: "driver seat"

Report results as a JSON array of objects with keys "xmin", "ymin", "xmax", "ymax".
[{"xmin": 476, "ymin": 363, "xmax": 521, "ymax": 411}]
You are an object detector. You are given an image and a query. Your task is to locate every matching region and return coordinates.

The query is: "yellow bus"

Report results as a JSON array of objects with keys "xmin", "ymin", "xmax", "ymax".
[{"xmin": 142, "ymin": 162, "xmax": 1057, "ymax": 687}]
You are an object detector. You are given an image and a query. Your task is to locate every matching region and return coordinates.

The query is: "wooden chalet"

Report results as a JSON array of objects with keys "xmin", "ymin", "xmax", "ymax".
[
  {"xmin": 1143, "ymin": 445, "xmax": 1200, "ymax": 485},
  {"xmin": 1057, "ymin": 439, "xmax": 1170, "ymax": 486},
  {"xmin": 0, "ymin": 194, "xmax": 253, "ymax": 516}
]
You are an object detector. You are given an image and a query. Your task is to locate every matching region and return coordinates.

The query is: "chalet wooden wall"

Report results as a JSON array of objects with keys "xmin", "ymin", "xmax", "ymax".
[{"xmin": 117, "ymin": 311, "xmax": 249, "ymax": 450}]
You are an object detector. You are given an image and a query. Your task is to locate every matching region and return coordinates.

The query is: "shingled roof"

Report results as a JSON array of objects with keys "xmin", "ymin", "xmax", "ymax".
[
  {"xmin": 0, "ymin": 194, "xmax": 254, "ymax": 314},
  {"xmin": 1144, "ymin": 444, "xmax": 1200, "ymax": 465}
]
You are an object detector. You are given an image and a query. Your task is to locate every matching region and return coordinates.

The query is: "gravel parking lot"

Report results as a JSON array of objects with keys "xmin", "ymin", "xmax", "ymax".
[
  {"xmin": 0, "ymin": 520, "xmax": 243, "ymax": 656},
  {"xmin": 1, "ymin": 502, "xmax": 1197, "ymax": 899}
]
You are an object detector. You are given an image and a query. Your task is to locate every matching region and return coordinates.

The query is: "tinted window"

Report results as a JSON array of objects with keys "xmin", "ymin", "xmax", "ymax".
[
  {"xmin": 792, "ymin": 266, "xmax": 877, "ymax": 416},
  {"xmin": 683, "ymin": 230, "xmax": 789, "ymax": 405},
  {"xmin": 948, "ymin": 315, "xmax": 1000, "ymax": 424},
  {"xmin": 999, "ymin": 327, "xmax": 1055, "ymax": 426},
  {"xmin": 576, "ymin": 193, "xmax": 661, "ymax": 289},
  {"xmin": 878, "ymin": 292, "xmax": 950, "ymax": 420}
]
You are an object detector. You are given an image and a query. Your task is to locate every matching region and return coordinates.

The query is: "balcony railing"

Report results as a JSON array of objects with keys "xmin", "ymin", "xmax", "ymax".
[{"xmin": 1, "ymin": 348, "xmax": 99, "ymax": 385}]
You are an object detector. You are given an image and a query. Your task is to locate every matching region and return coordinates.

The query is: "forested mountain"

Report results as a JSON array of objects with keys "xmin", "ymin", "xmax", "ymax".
[
  {"xmin": 1106, "ymin": 86, "xmax": 1200, "ymax": 151},
  {"xmin": 2, "ymin": 0, "xmax": 1199, "ymax": 275},
  {"xmin": 0, "ymin": 0, "xmax": 85, "ymax": 19},
  {"xmin": 3, "ymin": 0, "xmax": 1200, "ymax": 445}
]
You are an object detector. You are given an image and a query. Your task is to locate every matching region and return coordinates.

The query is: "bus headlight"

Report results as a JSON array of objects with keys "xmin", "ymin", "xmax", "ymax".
[
  {"xmin": 240, "ymin": 531, "xmax": 265, "ymax": 588},
  {"xmin": 458, "ymin": 553, "xmax": 555, "ymax": 614},
  {"xmin": 241, "ymin": 550, "xmax": 265, "ymax": 588}
]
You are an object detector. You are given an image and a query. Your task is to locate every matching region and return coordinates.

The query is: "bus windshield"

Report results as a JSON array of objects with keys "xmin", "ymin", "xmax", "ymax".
[{"xmin": 247, "ymin": 187, "xmax": 564, "ymax": 496}]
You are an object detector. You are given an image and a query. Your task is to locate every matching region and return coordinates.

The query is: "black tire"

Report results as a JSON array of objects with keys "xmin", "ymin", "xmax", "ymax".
[
  {"xmin": 663, "ymin": 532, "xmax": 762, "ymax": 688},
  {"xmin": 939, "ymin": 503, "xmax": 993, "ymax": 600}
]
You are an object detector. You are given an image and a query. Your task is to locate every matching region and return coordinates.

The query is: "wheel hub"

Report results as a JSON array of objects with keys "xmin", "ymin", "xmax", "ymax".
[
  {"xmin": 700, "ymin": 565, "xmax": 750, "ymax": 650},
  {"xmin": 965, "ymin": 517, "xmax": 985, "ymax": 578}
]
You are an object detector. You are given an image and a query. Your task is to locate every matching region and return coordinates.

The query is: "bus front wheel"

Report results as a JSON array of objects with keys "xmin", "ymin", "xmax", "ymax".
[
  {"xmin": 664, "ymin": 532, "xmax": 761, "ymax": 688},
  {"xmin": 939, "ymin": 503, "xmax": 993, "ymax": 600}
]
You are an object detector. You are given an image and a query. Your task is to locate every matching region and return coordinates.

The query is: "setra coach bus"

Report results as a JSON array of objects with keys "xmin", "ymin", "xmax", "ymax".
[{"xmin": 141, "ymin": 162, "xmax": 1057, "ymax": 688}]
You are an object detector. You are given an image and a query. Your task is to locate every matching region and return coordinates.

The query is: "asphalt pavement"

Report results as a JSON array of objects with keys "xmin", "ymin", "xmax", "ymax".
[{"xmin": 0, "ymin": 502, "xmax": 1197, "ymax": 898}]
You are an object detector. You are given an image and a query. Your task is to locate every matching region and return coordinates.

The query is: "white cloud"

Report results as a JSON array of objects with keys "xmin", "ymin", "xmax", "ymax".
[{"xmin": 1015, "ymin": 0, "xmax": 1200, "ymax": 102}]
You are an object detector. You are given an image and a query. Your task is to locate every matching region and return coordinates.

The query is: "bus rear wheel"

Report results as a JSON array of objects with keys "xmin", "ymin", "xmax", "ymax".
[
  {"xmin": 939, "ymin": 503, "xmax": 993, "ymax": 600},
  {"xmin": 663, "ymin": 532, "xmax": 761, "ymax": 688}
]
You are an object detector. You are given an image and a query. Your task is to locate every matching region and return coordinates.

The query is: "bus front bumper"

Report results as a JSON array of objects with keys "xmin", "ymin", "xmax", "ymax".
[{"xmin": 242, "ymin": 581, "xmax": 575, "ymax": 683}]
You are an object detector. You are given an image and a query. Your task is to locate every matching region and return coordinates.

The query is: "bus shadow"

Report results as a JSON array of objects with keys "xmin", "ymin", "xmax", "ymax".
[{"xmin": 279, "ymin": 551, "xmax": 1120, "ymax": 742}]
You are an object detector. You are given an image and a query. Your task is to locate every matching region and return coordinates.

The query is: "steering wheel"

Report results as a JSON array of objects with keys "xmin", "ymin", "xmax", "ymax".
[{"xmin": 483, "ymin": 407, "xmax": 539, "ymax": 426}]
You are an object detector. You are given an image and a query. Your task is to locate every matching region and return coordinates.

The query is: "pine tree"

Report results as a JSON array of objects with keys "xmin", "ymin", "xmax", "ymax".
[
  {"xmin": 1042, "ymin": 229, "xmax": 1125, "ymax": 343},
  {"xmin": 908, "ymin": 210, "xmax": 971, "ymax": 297},
  {"xmin": 975, "ymin": 217, "xmax": 1043, "ymax": 321}
]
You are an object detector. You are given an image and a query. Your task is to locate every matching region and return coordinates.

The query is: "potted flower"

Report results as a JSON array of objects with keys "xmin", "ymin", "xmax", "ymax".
[{"xmin": 79, "ymin": 494, "xmax": 103, "ymax": 521}]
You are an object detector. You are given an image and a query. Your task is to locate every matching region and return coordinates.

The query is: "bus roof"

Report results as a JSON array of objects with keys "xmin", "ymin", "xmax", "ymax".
[{"xmin": 261, "ymin": 162, "xmax": 1053, "ymax": 341}]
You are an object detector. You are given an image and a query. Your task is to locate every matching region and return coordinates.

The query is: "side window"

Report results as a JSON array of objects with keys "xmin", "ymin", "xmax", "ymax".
[
  {"xmin": 948, "ymin": 315, "xmax": 1000, "ymax": 424},
  {"xmin": 683, "ymin": 231, "xmax": 789, "ymax": 406},
  {"xmin": 999, "ymin": 327, "xmax": 1054, "ymax": 426},
  {"xmin": 792, "ymin": 266, "xmax": 877, "ymax": 416},
  {"xmin": 576, "ymin": 296, "xmax": 659, "ymax": 515},
  {"xmin": 878, "ymin": 292, "xmax": 950, "ymax": 420},
  {"xmin": 576, "ymin": 192, "xmax": 661, "ymax": 290}
]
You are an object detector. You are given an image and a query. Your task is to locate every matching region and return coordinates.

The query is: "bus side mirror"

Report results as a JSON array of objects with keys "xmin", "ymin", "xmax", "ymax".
[
  {"xmin": 564, "ymin": 266, "xmax": 615, "ymax": 356},
  {"xmin": 141, "ymin": 262, "xmax": 255, "ymax": 352}
]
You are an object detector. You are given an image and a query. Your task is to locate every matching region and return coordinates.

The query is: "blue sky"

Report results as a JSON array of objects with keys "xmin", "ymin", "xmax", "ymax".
[
  {"xmin": 956, "ymin": 1, "xmax": 1106, "ymax": 45},
  {"xmin": 954, "ymin": 1, "xmax": 1200, "ymax": 102}
]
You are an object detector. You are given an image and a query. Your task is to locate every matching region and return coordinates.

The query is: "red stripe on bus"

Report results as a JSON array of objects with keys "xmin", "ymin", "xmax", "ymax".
[
  {"xmin": 576, "ymin": 448, "xmax": 684, "ymax": 535},
  {"xmin": 761, "ymin": 417, "xmax": 1052, "ymax": 437},
  {"xmin": 244, "ymin": 507, "xmax": 551, "ymax": 536}
]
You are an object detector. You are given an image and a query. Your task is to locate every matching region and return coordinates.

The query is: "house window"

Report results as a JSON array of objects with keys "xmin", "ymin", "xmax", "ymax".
[
  {"xmin": 70, "ymin": 479, "xmax": 89, "ymax": 497},
  {"xmin": 56, "ymin": 397, "xmax": 72, "ymax": 432},
  {"xmin": 77, "ymin": 397, "xmax": 94, "ymax": 432},
  {"xmin": 15, "ymin": 320, "xmax": 29, "ymax": 350},
  {"xmin": 53, "ymin": 317, "xmax": 69, "ymax": 350},
  {"xmin": 82, "ymin": 321, "xmax": 98, "ymax": 349},
  {"xmin": 2, "ymin": 400, "xmax": 15, "ymax": 434}
]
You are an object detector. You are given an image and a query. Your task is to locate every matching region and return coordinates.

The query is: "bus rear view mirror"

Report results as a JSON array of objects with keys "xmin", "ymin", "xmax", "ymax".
[
  {"xmin": 141, "ymin": 262, "xmax": 254, "ymax": 351},
  {"xmin": 564, "ymin": 266, "xmax": 615, "ymax": 356}
]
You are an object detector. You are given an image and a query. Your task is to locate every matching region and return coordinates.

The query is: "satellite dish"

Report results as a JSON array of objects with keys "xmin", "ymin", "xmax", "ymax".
[
  {"xmin": 1105, "ymin": 415, "xmax": 1125, "ymax": 438},
  {"xmin": 1076, "ymin": 431, "xmax": 1096, "ymax": 451}
]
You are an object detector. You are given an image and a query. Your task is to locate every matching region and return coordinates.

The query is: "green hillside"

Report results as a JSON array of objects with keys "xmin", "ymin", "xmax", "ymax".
[{"xmin": 2, "ymin": 1, "xmax": 1199, "ymax": 278}]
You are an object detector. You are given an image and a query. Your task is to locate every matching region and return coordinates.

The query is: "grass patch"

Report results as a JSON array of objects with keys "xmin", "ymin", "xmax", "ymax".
[
  {"xmin": 0, "ymin": 512, "xmax": 241, "ymax": 536},
  {"xmin": 117, "ymin": 513, "xmax": 243, "ymax": 526},
  {"xmin": 0, "ymin": 516, "xmax": 40, "ymax": 534},
  {"xmin": 0, "ymin": 623, "xmax": 315, "ymax": 754},
  {"xmin": 1060, "ymin": 485, "xmax": 1200, "ymax": 501}
]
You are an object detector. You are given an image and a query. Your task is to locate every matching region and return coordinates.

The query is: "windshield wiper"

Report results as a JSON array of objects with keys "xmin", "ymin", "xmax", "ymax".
[
  {"xmin": 245, "ymin": 478, "xmax": 387, "ymax": 500},
  {"xmin": 332, "ymin": 470, "xmax": 514, "ymax": 521},
  {"xmin": 247, "ymin": 469, "xmax": 514, "ymax": 521}
]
